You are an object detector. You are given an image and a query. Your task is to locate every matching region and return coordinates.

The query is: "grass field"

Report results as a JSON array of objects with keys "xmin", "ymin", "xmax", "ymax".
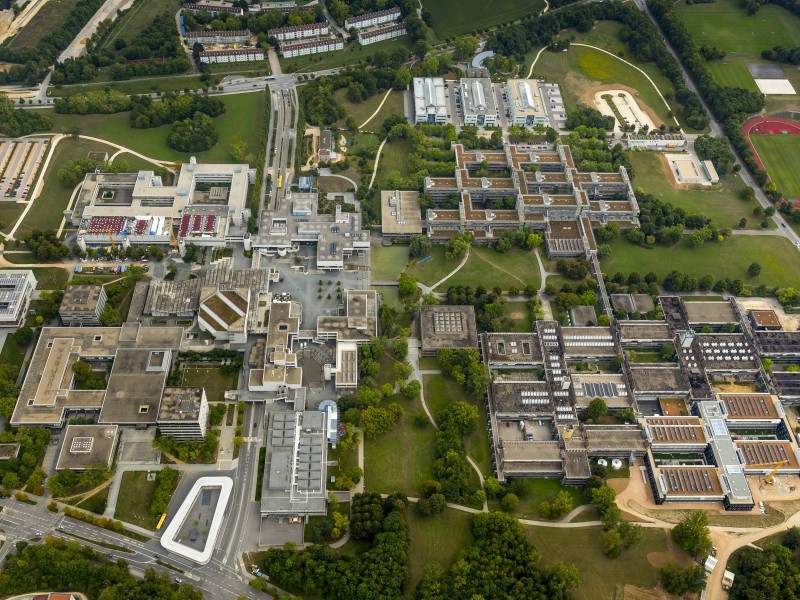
[
  {"xmin": 334, "ymin": 89, "xmax": 406, "ymax": 129},
  {"xmin": 280, "ymin": 38, "xmax": 411, "ymax": 73},
  {"xmin": 75, "ymin": 487, "xmax": 109, "ymax": 515},
  {"xmin": 676, "ymin": 0, "xmax": 800, "ymax": 93},
  {"xmin": 45, "ymin": 92, "xmax": 267, "ymax": 163},
  {"xmin": 364, "ymin": 393, "xmax": 437, "ymax": 496},
  {"xmin": 488, "ymin": 478, "xmax": 586, "ymax": 520},
  {"xmin": 103, "ymin": 0, "xmax": 182, "ymax": 48},
  {"xmin": 425, "ymin": 0, "xmax": 545, "ymax": 40},
  {"xmin": 0, "ymin": 334, "xmax": 28, "ymax": 380},
  {"xmin": 750, "ymin": 134, "xmax": 800, "ymax": 198},
  {"xmin": 371, "ymin": 245, "xmax": 409, "ymax": 281},
  {"xmin": 181, "ymin": 366, "xmax": 238, "ymax": 403},
  {"xmin": 423, "ymin": 374, "xmax": 492, "ymax": 476},
  {"xmin": 501, "ymin": 301, "xmax": 533, "ymax": 332},
  {"xmin": 629, "ymin": 152, "xmax": 767, "ymax": 231},
  {"xmin": 373, "ymin": 138, "xmax": 413, "ymax": 191},
  {"xmin": 527, "ymin": 22, "xmax": 680, "ymax": 127},
  {"xmin": 525, "ymin": 525, "xmax": 690, "ymax": 600},
  {"xmin": 405, "ymin": 246, "xmax": 456, "ymax": 287},
  {"xmin": 435, "ymin": 246, "xmax": 541, "ymax": 292},
  {"xmin": 0, "ymin": 204, "xmax": 25, "ymax": 235},
  {"xmin": 7, "ymin": 0, "xmax": 80, "ymax": 50},
  {"xmin": 601, "ymin": 236, "xmax": 800, "ymax": 289},
  {"xmin": 405, "ymin": 508, "xmax": 473, "ymax": 594},
  {"xmin": 16, "ymin": 138, "xmax": 115, "ymax": 237},
  {"xmin": 114, "ymin": 471, "xmax": 158, "ymax": 529}
]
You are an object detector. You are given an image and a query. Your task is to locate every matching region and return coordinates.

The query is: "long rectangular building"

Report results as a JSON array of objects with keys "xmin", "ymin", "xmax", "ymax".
[
  {"xmin": 268, "ymin": 22, "xmax": 329, "ymax": 41},
  {"xmin": 186, "ymin": 30, "xmax": 251, "ymax": 44},
  {"xmin": 199, "ymin": 48, "xmax": 264, "ymax": 63},
  {"xmin": 460, "ymin": 78, "xmax": 496, "ymax": 126},
  {"xmin": 344, "ymin": 7, "xmax": 400, "ymax": 29},
  {"xmin": 357, "ymin": 23, "xmax": 406, "ymax": 45},
  {"xmin": 0, "ymin": 270, "xmax": 36, "ymax": 328},
  {"xmin": 412, "ymin": 77, "xmax": 448, "ymax": 124},
  {"xmin": 280, "ymin": 37, "xmax": 344, "ymax": 58},
  {"xmin": 184, "ymin": 2, "xmax": 243, "ymax": 15},
  {"xmin": 507, "ymin": 79, "xmax": 549, "ymax": 127}
]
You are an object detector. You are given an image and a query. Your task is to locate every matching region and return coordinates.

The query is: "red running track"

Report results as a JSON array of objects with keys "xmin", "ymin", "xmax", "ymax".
[{"xmin": 742, "ymin": 117, "xmax": 800, "ymax": 172}]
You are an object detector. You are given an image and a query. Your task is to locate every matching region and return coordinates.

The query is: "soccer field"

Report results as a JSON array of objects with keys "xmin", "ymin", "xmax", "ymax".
[{"xmin": 750, "ymin": 134, "xmax": 800, "ymax": 198}]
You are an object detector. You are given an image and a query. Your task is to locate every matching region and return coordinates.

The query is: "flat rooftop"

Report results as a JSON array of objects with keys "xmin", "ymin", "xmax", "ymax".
[
  {"xmin": 55, "ymin": 424, "xmax": 119, "ymax": 470},
  {"xmin": 684, "ymin": 301, "xmax": 738, "ymax": 324},
  {"xmin": 618, "ymin": 321, "xmax": 673, "ymax": 342},
  {"xmin": 99, "ymin": 348, "xmax": 171, "ymax": 424},
  {"xmin": 750, "ymin": 310, "xmax": 781, "ymax": 329},
  {"xmin": 629, "ymin": 366, "xmax": 690, "ymax": 393},
  {"xmin": 721, "ymin": 393, "xmax": 780, "ymax": 420},
  {"xmin": 482, "ymin": 333, "xmax": 542, "ymax": 365},
  {"xmin": 583, "ymin": 426, "xmax": 646, "ymax": 454},
  {"xmin": 491, "ymin": 378, "xmax": 551, "ymax": 413},
  {"xmin": 644, "ymin": 416, "xmax": 706, "ymax": 445},
  {"xmin": 158, "ymin": 387, "xmax": 204, "ymax": 422},
  {"xmin": 656, "ymin": 465, "xmax": 723, "ymax": 496},
  {"xmin": 419, "ymin": 305, "xmax": 478, "ymax": 351},
  {"xmin": 60, "ymin": 284, "xmax": 104, "ymax": 313},
  {"xmin": 736, "ymin": 440, "xmax": 799, "ymax": 468},
  {"xmin": 381, "ymin": 190, "xmax": 423, "ymax": 235}
]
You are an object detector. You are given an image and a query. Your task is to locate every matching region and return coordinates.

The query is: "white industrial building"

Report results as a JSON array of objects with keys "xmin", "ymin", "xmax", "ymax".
[
  {"xmin": 460, "ymin": 78, "xmax": 497, "ymax": 126},
  {"xmin": 268, "ymin": 22, "xmax": 329, "ymax": 41},
  {"xmin": 280, "ymin": 38, "xmax": 344, "ymax": 58},
  {"xmin": 199, "ymin": 48, "xmax": 264, "ymax": 63},
  {"xmin": 412, "ymin": 77, "xmax": 448, "ymax": 124},
  {"xmin": 506, "ymin": 79, "xmax": 550, "ymax": 127},
  {"xmin": 0, "ymin": 270, "xmax": 36, "ymax": 328},
  {"xmin": 357, "ymin": 23, "xmax": 406, "ymax": 45},
  {"xmin": 344, "ymin": 7, "xmax": 400, "ymax": 30}
]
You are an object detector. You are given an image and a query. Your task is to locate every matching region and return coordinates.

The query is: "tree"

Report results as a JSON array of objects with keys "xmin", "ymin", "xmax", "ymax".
[
  {"xmin": 501, "ymin": 492, "xmax": 519, "ymax": 512},
  {"xmin": 671, "ymin": 511, "xmax": 712, "ymax": 558},
  {"xmin": 618, "ymin": 520, "xmax": 643, "ymax": 548},
  {"xmin": 99, "ymin": 306, "xmax": 121, "ymax": 327},
  {"xmin": 401, "ymin": 379, "xmax": 421, "ymax": 400},
  {"xmin": 409, "ymin": 234, "xmax": 431, "ymax": 258},
  {"xmin": 2, "ymin": 472, "xmax": 19, "ymax": 490},
  {"xmin": 0, "ymin": 396, "xmax": 16, "ymax": 419},
  {"xmin": 659, "ymin": 561, "xmax": 706, "ymax": 595},
  {"xmin": 748, "ymin": 262, "xmax": 762, "ymax": 277},
  {"xmin": 586, "ymin": 397, "xmax": 608, "ymax": 421},
  {"xmin": 12, "ymin": 326, "xmax": 32, "ymax": 346},
  {"xmin": 600, "ymin": 529, "xmax": 622, "ymax": 558},
  {"xmin": 392, "ymin": 66, "xmax": 412, "ymax": 90},
  {"xmin": 398, "ymin": 273, "xmax": 417, "ymax": 297},
  {"xmin": 590, "ymin": 485, "xmax": 617, "ymax": 515},
  {"xmin": 453, "ymin": 35, "xmax": 479, "ymax": 60}
]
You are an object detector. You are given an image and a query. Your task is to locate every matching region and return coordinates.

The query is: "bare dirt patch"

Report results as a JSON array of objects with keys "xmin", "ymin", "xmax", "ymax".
[
  {"xmin": 608, "ymin": 477, "xmax": 630, "ymax": 494},
  {"xmin": 579, "ymin": 83, "xmax": 664, "ymax": 128},
  {"xmin": 509, "ymin": 311, "xmax": 525, "ymax": 319}
]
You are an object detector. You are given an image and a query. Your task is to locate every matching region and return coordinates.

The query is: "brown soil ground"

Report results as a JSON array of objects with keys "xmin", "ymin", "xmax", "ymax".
[
  {"xmin": 509, "ymin": 311, "xmax": 525, "ymax": 319},
  {"xmin": 579, "ymin": 83, "xmax": 664, "ymax": 128}
]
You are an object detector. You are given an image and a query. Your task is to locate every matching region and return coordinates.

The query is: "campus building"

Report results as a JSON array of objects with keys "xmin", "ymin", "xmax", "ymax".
[
  {"xmin": 59, "ymin": 284, "xmax": 107, "ymax": 326},
  {"xmin": 267, "ymin": 22, "xmax": 329, "ymax": 41},
  {"xmin": 186, "ymin": 29, "xmax": 251, "ymax": 44},
  {"xmin": 71, "ymin": 159, "xmax": 253, "ymax": 251},
  {"xmin": 357, "ymin": 23, "xmax": 406, "ymax": 45},
  {"xmin": 380, "ymin": 190, "xmax": 423, "ymax": 241},
  {"xmin": 0, "ymin": 270, "xmax": 36, "ymax": 328},
  {"xmin": 55, "ymin": 424, "xmax": 119, "ymax": 471},
  {"xmin": 157, "ymin": 387, "xmax": 209, "ymax": 440},
  {"xmin": 344, "ymin": 7, "xmax": 401, "ymax": 30},
  {"xmin": 412, "ymin": 77, "xmax": 448, "ymax": 124},
  {"xmin": 280, "ymin": 38, "xmax": 344, "ymax": 58},
  {"xmin": 506, "ymin": 79, "xmax": 550, "ymax": 127},
  {"xmin": 459, "ymin": 78, "xmax": 497, "ymax": 126},
  {"xmin": 199, "ymin": 48, "xmax": 265, "ymax": 63},
  {"xmin": 625, "ymin": 133, "xmax": 686, "ymax": 150},
  {"xmin": 183, "ymin": 2, "xmax": 244, "ymax": 15}
]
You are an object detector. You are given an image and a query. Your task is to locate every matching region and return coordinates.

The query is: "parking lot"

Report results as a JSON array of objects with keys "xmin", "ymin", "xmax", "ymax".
[{"xmin": 0, "ymin": 138, "xmax": 48, "ymax": 201}]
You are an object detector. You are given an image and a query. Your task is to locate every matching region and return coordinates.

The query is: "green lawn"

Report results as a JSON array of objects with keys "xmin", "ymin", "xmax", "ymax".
[
  {"xmin": 750, "ymin": 134, "xmax": 800, "ymax": 198},
  {"xmin": 45, "ymin": 92, "xmax": 267, "ymax": 164},
  {"xmin": 281, "ymin": 38, "xmax": 412, "ymax": 73},
  {"xmin": 707, "ymin": 61, "xmax": 758, "ymax": 92},
  {"xmin": 405, "ymin": 507, "xmax": 473, "ymax": 594},
  {"xmin": 489, "ymin": 478, "xmax": 586, "ymax": 520},
  {"xmin": 525, "ymin": 525, "xmax": 689, "ymax": 600},
  {"xmin": 103, "ymin": 0, "xmax": 182, "ymax": 48},
  {"xmin": 425, "ymin": 0, "xmax": 545, "ymax": 39},
  {"xmin": 436, "ymin": 246, "xmax": 541, "ymax": 292},
  {"xmin": 114, "ymin": 471, "xmax": 158, "ymax": 529},
  {"xmin": 2, "ymin": 251, "xmax": 37, "ymax": 264},
  {"xmin": 629, "ymin": 152, "xmax": 766, "ymax": 231},
  {"xmin": 0, "ymin": 204, "xmax": 26, "ymax": 236},
  {"xmin": 371, "ymin": 245, "xmax": 410, "ymax": 282},
  {"xmin": 0, "ymin": 334, "xmax": 28, "ymax": 380},
  {"xmin": 423, "ymin": 374, "xmax": 492, "ymax": 477},
  {"xmin": 50, "ymin": 75, "xmax": 217, "ymax": 98},
  {"xmin": 365, "ymin": 393, "xmax": 437, "ymax": 497},
  {"xmin": 335, "ymin": 89, "xmax": 406, "ymax": 129},
  {"xmin": 181, "ymin": 366, "xmax": 238, "ymax": 403},
  {"xmin": 6, "ymin": 0, "xmax": 80, "ymax": 50},
  {"xmin": 528, "ymin": 22, "xmax": 679, "ymax": 127},
  {"xmin": 501, "ymin": 301, "xmax": 533, "ymax": 332},
  {"xmin": 17, "ymin": 138, "xmax": 116, "ymax": 237},
  {"xmin": 601, "ymin": 235, "xmax": 800, "ymax": 289},
  {"xmin": 405, "ymin": 245, "xmax": 454, "ymax": 287},
  {"xmin": 13, "ymin": 268, "xmax": 70, "ymax": 290},
  {"xmin": 75, "ymin": 487, "xmax": 109, "ymax": 515},
  {"xmin": 374, "ymin": 138, "xmax": 413, "ymax": 191}
]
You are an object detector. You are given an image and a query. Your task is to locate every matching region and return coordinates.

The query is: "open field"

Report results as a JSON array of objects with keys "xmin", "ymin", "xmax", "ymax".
[
  {"xmin": 425, "ymin": 0, "xmax": 545, "ymax": 40},
  {"xmin": 371, "ymin": 245, "xmax": 408, "ymax": 281},
  {"xmin": 525, "ymin": 525, "xmax": 691, "ymax": 600},
  {"xmin": 750, "ymin": 134, "xmax": 800, "ymax": 198},
  {"xmin": 364, "ymin": 393, "xmax": 436, "ymax": 496},
  {"xmin": 488, "ymin": 478, "xmax": 585, "ymax": 520},
  {"xmin": 423, "ymin": 374, "xmax": 492, "ymax": 476},
  {"xmin": 676, "ymin": 0, "xmax": 800, "ymax": 96},
  {"xmin": 45, "ymin": 92, "xmax": 267, "ymax": 163},
  {"xmin": 0, "ymin": 334, "xmax": 28, "ymax": 380},
  {"xmin": 436, "ymin": 246, "xmax": 541, "ymax": 292},
  {"xmin": 629, "ymin": 152, "xmax": 767, "ymax": 231},
  {"xmin": 501, "ymin": 301, "xmax": 533, "ymax": 332},
  {"xmin": 405, "ymin": 507, "xmax": 473, "ymax": 594},
  {"xmin": 601, "ymin": 236, "xmax": 800, "ymax": 289},
  {"xmin": 51, "ymin": 75, "xmax": 216, "ymax": 98},
  {"xmin": 181, "ymin": 366, "xmax": 238, "ymax": 403},
  {"xmin": 0, "ymin": 204, "xmax": 26, "ymax": 235},
  {"xmin": 334, "ymin": 89, "xmax": 405, "ymax": 129},
  {"xmin": 527, "ymin": 22, "xmax": 680, "ymax": 127},
  {"xmin": 103, "ymin": 0, "xmax": 181, "ymax": 48},
  {"xmin": 114, "ymin": 471, "xmax": 158, "ymax": 529},
  {"xmin": 6, "ymin": 0, "xmax": 80, "ymax": 51},
  {"xmin": 280, "ymin": 38, "xmax": 411, "ymax": 73},
  {"xmin": 373, "ymin": 138, "xmax": 412, "ymax": 191},
  {"xmin": 16, "ymin": 138, "xmax": 115, "ymax": 237},
  {"xmin": 405, "ymin": 246, "xmax": 456, "ymax": 287}
]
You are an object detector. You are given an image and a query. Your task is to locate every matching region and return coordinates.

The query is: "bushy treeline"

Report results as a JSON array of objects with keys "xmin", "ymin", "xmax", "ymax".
[
  {"xmin": 486, "ymin": 1, "xmax": 709, "ymax": 129},
  {"xmin": 762, "ymin": 45, "xmax": 800, "ymax": 64},
  {"xmin": 0, "ymin": 0, "xmax": 105, "ymax": 85},
  {"xmin": 129, "ymin": 94, "xmax": 225, "ymax": 128},
  {"xmin": 731, "ymin": 527, "xmax": 800, "ymax": 598},
  {"xmin": 0, "ymin": 95, "xmax": 52, "ymax": 136}
]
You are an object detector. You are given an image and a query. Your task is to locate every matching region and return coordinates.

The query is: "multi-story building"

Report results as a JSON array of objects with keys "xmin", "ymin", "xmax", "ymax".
[
  {"xmin": 280, "ymin": 38, "xmax": 344, "ymax": 58},
  {"xmin": 412, "ymin": 77, "xmax": 448, "ymax": 124},
  {"xmin": 198, "ymin": 288, "xmax": 250, "ymax": 344},
  {"xmin": 157, "ymin": 387, "xmax": 209, "ymax": 440},
  {"xmin": 626, "ymin": 133, "xmax": 686, "ymax": 150},
  {"xmin": 183, "ymin": 2, "xmax": 244, "ymax": 15},
  {"xmin": 0, "ymin": 270, "xmax": 36, "ymax": 328},
  {"xmin": 506, "ymin": 79, "xmax": 550, "ymax": 127},
  {"xmin": 59, "ymin": 284, "xmax": 107, "ymax": 326},
  {"xmin": 460, "ymin": 78, "xmax": 497, "ymax": 126},
  {"xmin": 344, "ymin": 7, "xmax": 401, "ymax": 30},
  {"xmin": 199, "ymin": 48, "xmax": 264, "ymax": 63},
  {"xmin": 55, "ymin": 424, "xmax": 119, "ymax": 471},
  {"xmin": 357, "ymin": 23, "xmax": 406, "ymax": 45},
  {"xmin": 186, "ymin": 29, "xmax": 251, "ymax": 44},
  {"xmin": 268, "ymin": 22, "xmax": 329, "ymax": 41}
]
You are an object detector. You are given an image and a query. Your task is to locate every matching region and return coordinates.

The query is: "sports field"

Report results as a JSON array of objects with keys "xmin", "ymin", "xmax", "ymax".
[
  {"xmin": 425, "ymin": 0, "xmax": 545, "ymax": 40},
  {"xmin": 750, "ymin": 134, "xmax": 800, "ymax": 198}
]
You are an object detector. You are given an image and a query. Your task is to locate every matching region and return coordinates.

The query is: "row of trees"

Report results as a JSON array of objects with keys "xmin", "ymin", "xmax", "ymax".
[
  {"xmin": 0, "ymin": 428, "xmax": 50, "ymax": 494},
  {"xmin": 0, "ymin": 95, "xmax": 53, "ymax": 137}
]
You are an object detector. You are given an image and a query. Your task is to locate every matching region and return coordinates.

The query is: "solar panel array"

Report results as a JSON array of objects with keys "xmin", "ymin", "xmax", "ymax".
[
  {"xmin": 296, "ymin": 436, "xmax": 324, "ymax": 492},
  {"xmin": 722, "ymin": 394, "xmax": 776, "ymax": 419},
  {"xmin": 738, "ymin": 442, "xmax": 793, "ymax": 466},
  {"xmin": 582, "ymin": 382, "xmax": 620, "ymax": 398},
  {"xmin": 661, "ymin": 467, "xmax": 720, "ymax": 494}
]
